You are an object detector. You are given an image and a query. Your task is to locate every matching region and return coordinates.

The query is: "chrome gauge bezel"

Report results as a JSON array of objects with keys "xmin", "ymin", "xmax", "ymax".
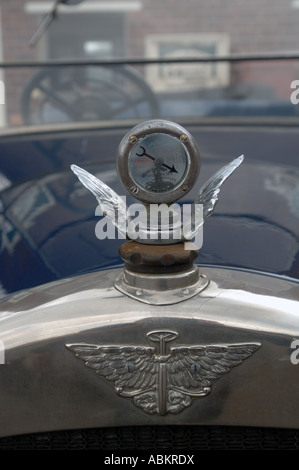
[{"xmin": 117, "ymin": 120, "xmax": 201, "ymax": 203}]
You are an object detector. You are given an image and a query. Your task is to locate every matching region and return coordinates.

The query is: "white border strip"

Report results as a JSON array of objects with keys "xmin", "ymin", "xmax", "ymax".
[
  {"xmin": 0, "ymin": 6, "xmax": 6, "ymax": 126},
  {"xmin": 25, "ymin": 1, "xmax": 142, "ymax": 14}
]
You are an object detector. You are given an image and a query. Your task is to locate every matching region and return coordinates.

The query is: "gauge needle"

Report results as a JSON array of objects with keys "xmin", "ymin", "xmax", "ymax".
[{"xmin": 136, "ymin": 146, "xmax": 178, "ymax": 173}]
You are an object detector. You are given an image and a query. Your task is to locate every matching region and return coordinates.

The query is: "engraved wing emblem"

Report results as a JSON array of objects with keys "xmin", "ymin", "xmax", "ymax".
[{"xmin": 66, "ymin": 330, "xmax": 260, "ymax": 415}]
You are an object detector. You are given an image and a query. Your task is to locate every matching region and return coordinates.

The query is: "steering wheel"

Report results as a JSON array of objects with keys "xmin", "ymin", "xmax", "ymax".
[{"xmin": 21, "ymin": 65, "xmax": 160, "ymax": 125}]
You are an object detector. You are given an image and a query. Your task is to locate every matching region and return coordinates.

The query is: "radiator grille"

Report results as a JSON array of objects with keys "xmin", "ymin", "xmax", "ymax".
[{"xmin": 0, "ymin": 426, "xmax": 298, "ymax": 450}]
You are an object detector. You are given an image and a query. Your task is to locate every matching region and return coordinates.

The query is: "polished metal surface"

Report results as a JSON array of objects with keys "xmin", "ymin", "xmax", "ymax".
[
  {"xmin": 0, "ymin": 266, "xmax": 299, "ymax": 437},
  {"xmin": 114, "ymin": 264, "xmax": 209, "ymax": 304}
]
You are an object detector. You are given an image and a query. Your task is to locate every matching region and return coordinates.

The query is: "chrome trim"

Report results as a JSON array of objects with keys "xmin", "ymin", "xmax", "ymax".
[
  {"xmin": 0, "ymin": 266, "xmax": 298, "ymax": 437},
  {"xmin": 114, "ymin": 264, "xmax": 209, "ymax": 304}
]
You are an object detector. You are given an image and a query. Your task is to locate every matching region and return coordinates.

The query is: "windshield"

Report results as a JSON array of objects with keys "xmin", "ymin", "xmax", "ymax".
[{"xmin": 0, "ymin": 0, "xmax": 299, "ymax": 129}]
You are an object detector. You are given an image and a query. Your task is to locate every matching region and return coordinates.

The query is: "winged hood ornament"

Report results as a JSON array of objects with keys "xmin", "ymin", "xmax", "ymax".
[
  {"xmin": 195, "ymin": 155, "xmax": 244, "ymax": 219},
  {"xmin": 71, "ymin": 163, "xmax": 129, "ymax": 239},
  {"xmin": 71, "ymin": 120, "xmax": 244, "ymax": 304},
  {"xmin": 71, "ymin": 154, "xmax": 244, "ymax": 242}
]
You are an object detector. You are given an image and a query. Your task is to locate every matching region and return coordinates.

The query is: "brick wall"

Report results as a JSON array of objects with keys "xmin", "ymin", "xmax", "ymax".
[
  {"xmin": 126, "ymin": 0, "xmax": 299, "ymax": 56},
  {"xmin": 126, "ymin": 0, "xmax": 299, "ymax": 99},
  {"xmin": 1, "ymin": 0, "xmax": 299, "ymax": 124}
]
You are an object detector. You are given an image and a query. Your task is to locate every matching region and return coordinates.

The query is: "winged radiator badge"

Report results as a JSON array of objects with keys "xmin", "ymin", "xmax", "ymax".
[{"xmin": 67, "ymin": 330, "xmax": 260, "ymax": 416}]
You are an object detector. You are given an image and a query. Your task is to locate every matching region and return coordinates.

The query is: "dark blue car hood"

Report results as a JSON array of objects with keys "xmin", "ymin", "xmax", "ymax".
[{"xmin": 0, "ymin": 123, "xmax": 298, "ymax": 297}]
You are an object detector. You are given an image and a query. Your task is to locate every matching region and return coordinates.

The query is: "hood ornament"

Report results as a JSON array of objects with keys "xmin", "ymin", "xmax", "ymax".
[
  {"xmin": 66, "ymin": 330, "xmax": 260, "ymax": 416},
  {"xmin": 71, "ymin": 120, "xmax": 244, "ymax": 304}
]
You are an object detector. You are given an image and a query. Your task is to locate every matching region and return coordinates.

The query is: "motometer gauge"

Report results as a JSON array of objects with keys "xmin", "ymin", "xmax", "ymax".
[
  {"xmin": 117, "ymin": 120, "xmax": 201, "ymax": 204},
  {"xmin": 71, "ymin": 119, "xmax": 243, "ymax": 304}
]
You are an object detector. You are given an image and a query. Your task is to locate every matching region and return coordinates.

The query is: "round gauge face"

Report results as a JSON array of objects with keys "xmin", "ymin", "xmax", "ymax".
[
  {"xmin": 129, "ymin": 133, "xmax": 189, "ymax": 195},
  {"xmin": 117, "ymin": 120, "xmax": 200, "ymax": 203}
]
